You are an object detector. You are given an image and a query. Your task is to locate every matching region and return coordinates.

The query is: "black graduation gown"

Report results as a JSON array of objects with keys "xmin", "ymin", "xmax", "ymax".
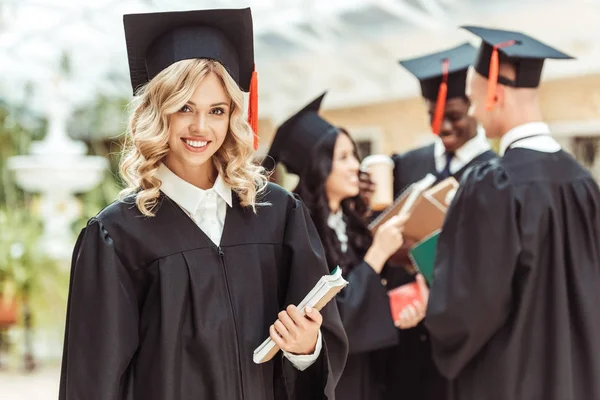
[
  {"xmin": 334, "ymin": 244, "xmax": 399, "ymax": 400},
  {"xmin": 391, "ymin": 143, "xmax": 497, "ymax": 196},
  {"xmin": 380, "ymin": 144, "xmax": 497, "ymax": 400},
  {"xmin": 426, "ymin": 148, "xmax": 600, "ymax": 400},
  {"xmin": 59, "ymin": 183, "xmax": 348, "ymax": 400}
]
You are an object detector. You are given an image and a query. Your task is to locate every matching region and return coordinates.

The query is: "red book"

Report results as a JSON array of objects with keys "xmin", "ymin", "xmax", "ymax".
[{"xmin": 388, "ymin": 282, "xmax": 421, "ymax": 324}]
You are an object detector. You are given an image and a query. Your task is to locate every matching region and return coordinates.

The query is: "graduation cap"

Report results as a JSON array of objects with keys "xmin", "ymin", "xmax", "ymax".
[
  {"xmin": 462, "ymin": 26, "xmax": 574, "ymax": 110},
  {"xmin": 123, "ymin": 8, "xmax": 259, "ymax": 148},
  {"xmin": 265, "ymin": 92, "xmax": 338, "ymax": 175},
  {"xmin": 399, "ymin": 43, "xmax": 477, "ymax": 135}
]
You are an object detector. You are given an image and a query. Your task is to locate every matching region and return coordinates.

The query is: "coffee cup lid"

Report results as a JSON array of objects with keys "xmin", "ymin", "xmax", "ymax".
[{"xmin": 361, "ymin": 154, "xmax": 394, "ymax": 169}]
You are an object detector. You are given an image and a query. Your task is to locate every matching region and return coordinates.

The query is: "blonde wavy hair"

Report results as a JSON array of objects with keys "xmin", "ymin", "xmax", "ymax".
[{"xmin": 119, "ymin": 59, "xmax": 269, "ymax": 217}]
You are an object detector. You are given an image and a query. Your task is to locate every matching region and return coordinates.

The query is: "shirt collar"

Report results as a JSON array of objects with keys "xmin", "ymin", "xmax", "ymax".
[
  {"xmin": 434, "ymin": 125, "xmax": 490, "ymax": 161},
  {"xmin": 156, "ymin": 163, "xmax": 233, "ymax": 215},
  {"xmin": 327, "ymin": 210, "xmax": 348, "ymax": 253},
  {"xmin": 499, "ymin": 122, "xmax": 551, "ymax": 156}
]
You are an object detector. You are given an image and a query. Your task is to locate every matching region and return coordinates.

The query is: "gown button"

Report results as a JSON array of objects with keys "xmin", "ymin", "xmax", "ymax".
[
  {"xmin": 380, "ymin": 278, "xmax": 388, "ymax": 286},
  {"xmin": 420, "ymin": 334, "xmax": 428, "ymax": 342}
]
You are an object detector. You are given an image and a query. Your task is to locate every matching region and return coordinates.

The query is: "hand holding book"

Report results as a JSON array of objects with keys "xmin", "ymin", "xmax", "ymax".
[
  {"xmin": 269, "ymin": 305, "xmax": 322, "ymax": 355},
  {"xmin": 389, "ymin": 274, "xmax": 430, "ymax": 329},
  {"xmin": 365, "ymin": 214, "xmax": 408, "ymax": 274},
  {"xmin": 253, "ymin": 267, "xmax": 348, "ymax": 364}
]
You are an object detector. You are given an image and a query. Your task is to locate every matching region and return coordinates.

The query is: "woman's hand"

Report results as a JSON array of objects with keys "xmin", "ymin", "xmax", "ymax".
[
  {"xmin": 395, "ymin": 274, "xmax": 430, "ymax": 329},
  {"xmin": 270, "ymin": 305, "xmax": 322, "ymax": 355},
  {"xmin": 374, "ymin": 214, "xmax": 407, "ymax": 257},
  {"xmin": 365, "ymin": 214, "xmax": 408, "ymax": 273},
  {"xmin": 358, "ymin": 170, "xmax": 376, "ymax": 207}
]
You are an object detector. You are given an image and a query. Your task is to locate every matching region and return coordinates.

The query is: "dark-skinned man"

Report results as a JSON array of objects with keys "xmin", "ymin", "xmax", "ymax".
[{"xmin": 377, "ymin": 43, "xmax": 497, "ymax": 400}]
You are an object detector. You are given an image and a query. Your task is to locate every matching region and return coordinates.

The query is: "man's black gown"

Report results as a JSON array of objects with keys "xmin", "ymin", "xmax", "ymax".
[
  {"xmin": 392, "ymin": 143, "xmax": 497, "ymax": 195},
  {"xmin": 426, "ymin": 148, "xmax": 600, "ymax": 400},
  {"xmin": 381, "ymin": 143, "xmax": 497, "ymax": 400},
  {"xmin": 59, "ymin": 183, "xmax": 348, "ymax": 400}
]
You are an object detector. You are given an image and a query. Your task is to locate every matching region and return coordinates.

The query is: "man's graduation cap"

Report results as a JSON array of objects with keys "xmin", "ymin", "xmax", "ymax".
[
  {"xmin": 264, "ymin": 92, "xmax": 338, "ymax": 175},
  {"xmin": 123, "ymin": 8, "xmax": 259, "ymax": 148},
  {"xmin": 399, "ymin": 43, "xmax": 477, "ymax": 134},
  {"xmin": 462, "ymin": 26, "xmax": 574, "ymax": 110}
]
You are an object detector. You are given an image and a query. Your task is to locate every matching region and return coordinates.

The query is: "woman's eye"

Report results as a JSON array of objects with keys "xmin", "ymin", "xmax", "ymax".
[
  {"xmin": 210, "ymin": 107, "xmax": 225, "ymax": 115},
  {"xmin": 179, "ymin": 105, "xmax": 192, "ymax": 113}
]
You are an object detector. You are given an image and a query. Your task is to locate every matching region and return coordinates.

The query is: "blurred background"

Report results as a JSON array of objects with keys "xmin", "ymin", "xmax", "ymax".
[{"xmin": 1, "ymin": 0, "xmax": 599, "ymax": 398}]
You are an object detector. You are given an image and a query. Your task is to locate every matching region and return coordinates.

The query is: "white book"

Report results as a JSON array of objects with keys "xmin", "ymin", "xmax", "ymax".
[{"xmin": 252, "ymin": 266, "xmax": 348, "ymax": 364}]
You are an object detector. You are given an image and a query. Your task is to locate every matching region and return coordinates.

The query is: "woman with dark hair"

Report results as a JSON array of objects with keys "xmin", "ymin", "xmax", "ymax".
[{"xmin": 265, "ymin": 93, "xmax": 424, "ymax": 400}]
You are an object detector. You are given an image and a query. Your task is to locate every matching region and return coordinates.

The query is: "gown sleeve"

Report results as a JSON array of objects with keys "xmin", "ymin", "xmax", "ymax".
[
  {"xmin": 59, "ymin": 219, "xmax": 140, "ymax": 400},
  {"xmin": 337, "ymin": 261, "xmax": 398, "ymax": 354},
  {"xmin": 280, "ymin": 195, "xmax": 349, "ymax": 399},
  {"xmin": 424, "ymin": 163, "xmax": 521, "ymax": 380}
]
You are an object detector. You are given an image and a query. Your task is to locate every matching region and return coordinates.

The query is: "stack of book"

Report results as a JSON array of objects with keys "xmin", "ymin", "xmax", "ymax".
[{"xmin": 369, "ymin": 175, "xmax": 459, "ymax": 324}]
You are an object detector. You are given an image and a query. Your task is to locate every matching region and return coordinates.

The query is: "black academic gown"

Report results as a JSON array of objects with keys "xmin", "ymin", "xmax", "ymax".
[
  {"xmin": 59, "ymin": 183, "xmax": 348, "ymax": 400},
  {"xmin": 380, "ymin": 144, "xmax": 497, "ymax": 400},
  {"xmin": 391, "ymin": 143, "xmax": 497, "ymax": 195},
  {"xmin": 334, "ymin": 243, "xmax": 399, "ymax": 400},
  {"xmin": 426, "ymin": 148, "xmax": 600, "ymax": 400}
]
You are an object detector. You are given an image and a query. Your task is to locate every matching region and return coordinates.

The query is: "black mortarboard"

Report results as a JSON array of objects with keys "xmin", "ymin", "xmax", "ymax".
[
  {"xmin": 264, "ymin": 92, "xmax": 338, "ymax": 175},
  {"xmin": 123, "ymin": 8, "xmax": 254, "ymax": 94},
  {"xmin": 123, "ymin": 8, "xmax": 260, "ymax": 149},
  {"xmin": 399, "ymin": 43, "xmax": 476, "ymax": 102},
  {"xmin": 462, "ymin": 26, "xmax": 573, "ymax": 109},
  {"xmin": 399, "ymin": 43, "xmax": 476, "ymax": 134}
]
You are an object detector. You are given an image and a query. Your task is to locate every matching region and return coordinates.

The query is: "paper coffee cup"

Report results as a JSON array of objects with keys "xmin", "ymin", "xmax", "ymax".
[{"xmin": 361, "ymin": 155, "xmax": 394, "ymax": 211}]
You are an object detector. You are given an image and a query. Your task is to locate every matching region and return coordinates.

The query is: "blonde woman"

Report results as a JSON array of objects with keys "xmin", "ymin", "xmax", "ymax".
[{"xmin": 59, "ymin": 8, "xmax": 347, "ymax": 400}]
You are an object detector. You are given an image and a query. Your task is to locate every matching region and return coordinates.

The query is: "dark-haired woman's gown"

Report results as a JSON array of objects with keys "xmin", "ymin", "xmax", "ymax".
[{"xmin": 329, "ymin": 213, "xmax": 399, "ymax": 400}]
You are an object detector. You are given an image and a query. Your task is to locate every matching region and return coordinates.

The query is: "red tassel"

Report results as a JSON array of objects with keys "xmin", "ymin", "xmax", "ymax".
[
  {"xmin": 486, "ymin": 40, "xmax": 516, "ymax": 111},
  {"xmin": 248, "ymin": 65, "xmax": 259, "ymax": 150},
  {"xmin": 486, "ymin": 47, "xmax": 499, "ymax": 111},
  {"xmin": 431, "ymin": 59, "xmax": 449, "ymax": 135}
]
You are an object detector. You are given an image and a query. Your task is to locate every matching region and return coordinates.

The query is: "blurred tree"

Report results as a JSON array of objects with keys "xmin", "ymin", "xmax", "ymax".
[{"xmin": 0, "ymin": 90, "xmax": 127, "ymax": 369}]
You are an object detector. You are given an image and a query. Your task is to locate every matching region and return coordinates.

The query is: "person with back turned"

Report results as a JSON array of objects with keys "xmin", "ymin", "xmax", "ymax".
[{"xmin": 425, "ymin": 26, "xmax": 600, "ymax": 400}]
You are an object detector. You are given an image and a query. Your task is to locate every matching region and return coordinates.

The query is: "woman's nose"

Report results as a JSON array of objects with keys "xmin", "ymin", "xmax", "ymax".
[{"xmin": 191, "ymin": 114, "xmax": 209, "ymax": 133}]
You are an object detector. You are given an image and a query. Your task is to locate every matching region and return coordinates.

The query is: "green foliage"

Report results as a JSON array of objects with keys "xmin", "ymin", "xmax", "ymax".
[
  {"xmin": 0, "ymin": 103, "xmax": 45, "ymax": 209},
  {"xmin": 0, "ymin": 92, "xmax": 127, "ymax": 354},
  {"xmin": 0, "ymin": 207, "xmax": 68, "ymax": 327}
]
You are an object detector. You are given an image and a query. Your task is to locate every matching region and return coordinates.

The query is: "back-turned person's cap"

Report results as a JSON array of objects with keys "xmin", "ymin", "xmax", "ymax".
[
  {"xmin": 263, "ymin": 92, "xmax": 338, "ymax": 176},
  {"xmin": 399, "ymin": 43, "xmax": 477, "ymax": 134},
  {"xmin": 123, "ymin": 8, "xmax": 259, "ymax": 148},
  {"xmin": 462, "ymin": 26, "xmax": 574, "ymax": 109}
]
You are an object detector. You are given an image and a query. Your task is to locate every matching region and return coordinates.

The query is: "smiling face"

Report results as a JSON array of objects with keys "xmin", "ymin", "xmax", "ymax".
[
  {"xmin": 426, "ymin": 96, "xmax": 478, "ymax": 153},
  {"xmin": 325, "ymin": 132, "xmax": 361, "ymax": 203},
  {"xmin": 164, "ymin": 71, "xmax": 231, "ymax": 180}
]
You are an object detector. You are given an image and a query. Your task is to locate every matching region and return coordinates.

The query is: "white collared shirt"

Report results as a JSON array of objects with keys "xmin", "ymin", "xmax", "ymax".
[
  {"xmin": 157, "ymin": 163, "xmax": 231, "ymax": 245},
  {"xmin": 156, "ymin": 163, "xmax": 321, "ymax": 370},
  {"xmin": 327, "ymin": 210, "xmax": 348, "ymax": 253},
  {"xmin": 499, "ymin": 122, "xmax": 561, "ymax": 156},
  {"xmin": 434, "ymin": 126, "xmax": 491, "ymax": 174}
]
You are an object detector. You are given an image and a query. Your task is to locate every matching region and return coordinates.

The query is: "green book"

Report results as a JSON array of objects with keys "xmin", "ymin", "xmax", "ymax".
[{"xmin": 408, "ymin": 230, "xmax": 440, "ymax": 285}]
